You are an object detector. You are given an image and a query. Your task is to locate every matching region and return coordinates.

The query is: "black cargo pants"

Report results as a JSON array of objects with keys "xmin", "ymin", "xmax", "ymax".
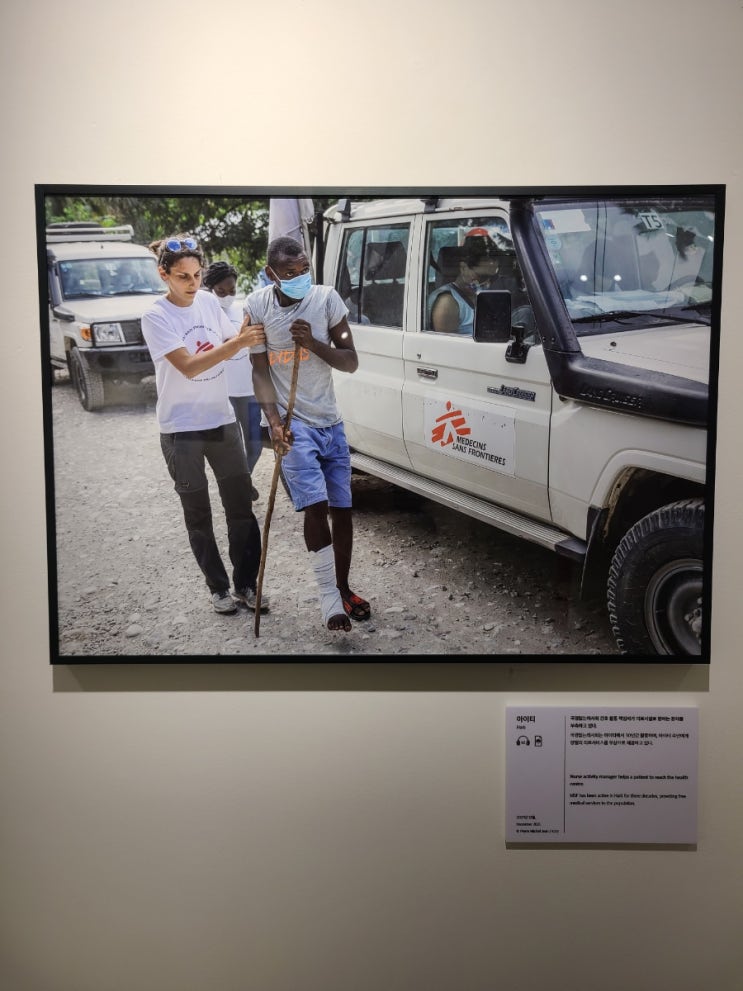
[{"xmin": 160, "ymin": 422, "xmax": 261, "ymax": 594}]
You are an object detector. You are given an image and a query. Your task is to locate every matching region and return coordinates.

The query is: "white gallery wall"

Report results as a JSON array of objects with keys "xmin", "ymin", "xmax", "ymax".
[{"xmin": 1, "ymin": 2, "xmax": 742, "ymax": 989}]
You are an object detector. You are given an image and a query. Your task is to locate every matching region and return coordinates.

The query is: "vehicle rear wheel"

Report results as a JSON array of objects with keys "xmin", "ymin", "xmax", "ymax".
[
  {"xmin": 607, "ymin": 499, "xmax": 704, "ymax": 656},
  {"xmin": 69, "ymin": 347, "xmax": 105, "ymax": 411}
]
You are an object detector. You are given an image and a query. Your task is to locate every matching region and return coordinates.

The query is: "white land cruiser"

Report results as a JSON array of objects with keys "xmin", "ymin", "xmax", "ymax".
[
  {"xmin": 319, "ymin": 193, "xmax": 718, "ymax": 656},
  {"xmin": 45, "ymin": 222, "xmax": 165, "ymax": 410}
]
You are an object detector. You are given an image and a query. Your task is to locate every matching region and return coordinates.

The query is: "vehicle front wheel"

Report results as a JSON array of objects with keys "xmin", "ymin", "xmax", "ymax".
[
  {"xmin": 607, "ymin": 499, "xmax": 704, "ymax": 656},
  {"xmin": 69, "ymin": 348, "xmax": 105, "ymax": 412}
]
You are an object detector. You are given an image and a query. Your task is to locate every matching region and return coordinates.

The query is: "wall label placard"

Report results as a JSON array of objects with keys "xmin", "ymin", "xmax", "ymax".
[{"xmin": 505, "ymin": 707, "xmax": 698, "ymax": 844}]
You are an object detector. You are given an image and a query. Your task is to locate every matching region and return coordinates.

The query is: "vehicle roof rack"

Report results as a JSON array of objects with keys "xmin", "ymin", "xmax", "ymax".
[{"xmin": 45, "ymin": 223, "xmax": 134, "ymax": 243}]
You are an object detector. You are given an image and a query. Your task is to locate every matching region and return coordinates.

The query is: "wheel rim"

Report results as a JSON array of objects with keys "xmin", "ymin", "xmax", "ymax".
[{"xmin": 644, "ymin": 558, "xmax": 703, "ymax": 655}]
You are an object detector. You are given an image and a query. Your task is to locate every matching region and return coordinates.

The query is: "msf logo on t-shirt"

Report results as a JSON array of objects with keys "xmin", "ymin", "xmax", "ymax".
[
  {"xmin": 431, "ymin": 401, "xmax": 471, "ymax": 447},
  {"xmin": 269, "ymin": 347, "xmax": 311, "ymax": 366},
  {"xmin": 184, "ymin": 325, "xmax": 217, "ymax": 356}
]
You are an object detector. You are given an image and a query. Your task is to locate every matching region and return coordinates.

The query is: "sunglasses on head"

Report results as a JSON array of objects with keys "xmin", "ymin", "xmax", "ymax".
[{"xmin": 164, "ymin": 237, "xmax": 198, "ymax": 252}]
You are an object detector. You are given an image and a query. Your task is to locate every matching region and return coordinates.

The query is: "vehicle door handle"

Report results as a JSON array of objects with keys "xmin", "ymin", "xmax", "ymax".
[{"xmin": 417, "ymin": 367, "xmax": 438, "ymax": 380}]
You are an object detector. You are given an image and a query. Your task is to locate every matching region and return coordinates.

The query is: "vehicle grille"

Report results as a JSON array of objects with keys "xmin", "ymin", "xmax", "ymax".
[{"xmin": 120, "ymin": 319, "xmax": 145, "ymax": 344}]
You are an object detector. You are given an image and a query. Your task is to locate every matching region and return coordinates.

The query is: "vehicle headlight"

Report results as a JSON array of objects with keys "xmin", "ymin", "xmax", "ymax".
[{"xmin": 92, "ymin": 322, "xmax": 125, "ymax": 345}]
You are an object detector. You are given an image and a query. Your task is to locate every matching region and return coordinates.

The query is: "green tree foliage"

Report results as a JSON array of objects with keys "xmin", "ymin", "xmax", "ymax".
[
  {"xmin": 45, "ymin": 194, "xmax": 273, "ymax": 289},
  {"xmin": 45, "ymin": 193, "xmax": 353, "ymax": 289}
]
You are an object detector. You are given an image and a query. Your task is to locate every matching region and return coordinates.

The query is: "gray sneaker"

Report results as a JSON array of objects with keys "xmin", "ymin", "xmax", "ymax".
[
  {"xmin": 233, "ymin": 587, "xmax": 270, "ymax": 613},
  {"xmin": 212, "ymin": 591, "xmax": 238, "ymax": 614}
]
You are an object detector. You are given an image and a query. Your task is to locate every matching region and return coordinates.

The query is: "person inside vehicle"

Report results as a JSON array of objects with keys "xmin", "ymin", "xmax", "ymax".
[
  {"xmin": 429, "ymin": 231, "xmax": 500, "ymax": 334},
  {"xmin": 246, "ymin": 235, "xmax": 369, "ymax": 633},
  {"xmin": 115, "ymin": 261, "xmax": 137, "ymax": 292}
]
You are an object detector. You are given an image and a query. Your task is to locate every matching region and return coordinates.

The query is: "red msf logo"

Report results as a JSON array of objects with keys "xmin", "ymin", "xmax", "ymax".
[
  {"xmin": 431, "ymin": 401, "xmax": 471, "ymax": 447},
  {"xmin": 195, "ymin": 339, "xmax": 215, "ymax": 354}
]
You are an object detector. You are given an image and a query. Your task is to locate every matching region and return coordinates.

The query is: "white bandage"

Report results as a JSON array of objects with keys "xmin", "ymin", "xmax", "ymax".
[{"xmin": 309, "ymin": 544, "xmax": 346, "ymax": 626}]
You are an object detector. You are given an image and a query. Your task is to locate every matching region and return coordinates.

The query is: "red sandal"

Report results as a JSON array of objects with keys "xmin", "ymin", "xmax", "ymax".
[{"xmin": 340, "ymin": 590, "xmax": 371, "ymax": 621}]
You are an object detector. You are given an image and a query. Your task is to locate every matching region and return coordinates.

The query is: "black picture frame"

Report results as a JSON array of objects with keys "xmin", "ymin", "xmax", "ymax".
[{"xmin": 36, "ymin": 184, "xmax": 723, "ymax": 664}]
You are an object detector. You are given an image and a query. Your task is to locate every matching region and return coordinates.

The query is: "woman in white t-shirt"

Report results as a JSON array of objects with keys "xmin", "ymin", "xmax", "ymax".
[
  {"xmin": 202, "ymin": 261, "xmax": 264, "ymax": 500},
  {"xmin": 141, "ymin": 236, "xmax": 269, "ymax": 616}
]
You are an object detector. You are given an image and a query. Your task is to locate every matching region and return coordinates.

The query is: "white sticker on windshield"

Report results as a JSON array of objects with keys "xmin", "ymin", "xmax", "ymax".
[
  {"xmin": 540, "ymin": 209, "xmax": 591, "ymax": 235},
  {"xmin": 637, "ymin": 210, "xmax": 665, "ymax": 232}
]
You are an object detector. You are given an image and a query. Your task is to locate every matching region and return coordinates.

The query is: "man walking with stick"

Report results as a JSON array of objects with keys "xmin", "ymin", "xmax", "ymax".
[{"xmin": 246, "ymin": 235, "xmax": 369, "ymax": 633}]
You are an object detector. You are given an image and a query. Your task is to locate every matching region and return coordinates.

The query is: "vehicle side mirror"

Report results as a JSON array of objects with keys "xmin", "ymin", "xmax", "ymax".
[
  {"xmin": 52, "ymin": 306, "xmax": 75, "ymax": 322},
  {"xmin": 474, "ymin": 290, "xmax": 512, "ymax": 343}
]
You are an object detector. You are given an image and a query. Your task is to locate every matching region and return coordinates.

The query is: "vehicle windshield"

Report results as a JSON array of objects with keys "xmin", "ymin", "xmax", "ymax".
[
  {"xmin": 535, "ymin": 197, "xmax": 716, "ymax": 336},
  {"xmin": 59, "ymin": 256, "xmax": 165, "ymax": 299}
]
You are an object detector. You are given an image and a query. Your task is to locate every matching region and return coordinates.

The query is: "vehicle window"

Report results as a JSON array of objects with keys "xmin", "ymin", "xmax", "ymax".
[
  {"xmin": 535, "ymin": 197, "xmax": 716, "ymax": 336},
  {"xmin": 58, "ymin": 257, "xmax": 164, "ymax": 299},
  {"xmin": 424, "ymin": 216, "xmax": 532, "ymax": 336},
  {"xmin": 335, "ymin": 224, "xmax": 409, "ymax": 328}
]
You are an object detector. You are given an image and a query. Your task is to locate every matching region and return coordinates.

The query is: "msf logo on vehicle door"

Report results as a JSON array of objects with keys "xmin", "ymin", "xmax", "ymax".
[
  {"xmin": 424, "ymin": 398, "xmax": 516, "ymax": 475},
  {"xmin": 431, "ymin": 401, "xmax": 471, "ymax": 447}
]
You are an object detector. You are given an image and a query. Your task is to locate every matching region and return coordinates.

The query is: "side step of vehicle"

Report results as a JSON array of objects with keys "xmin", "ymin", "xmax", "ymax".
[{"xmin": 350, "ymin": 452, "xmax": 586, "ymax": 562}]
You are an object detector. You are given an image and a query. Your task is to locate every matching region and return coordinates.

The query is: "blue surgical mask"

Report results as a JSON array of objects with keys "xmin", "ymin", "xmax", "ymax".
[{"xmin": 277, "ymin": 271, "xmax": 312, "ymax": 300}]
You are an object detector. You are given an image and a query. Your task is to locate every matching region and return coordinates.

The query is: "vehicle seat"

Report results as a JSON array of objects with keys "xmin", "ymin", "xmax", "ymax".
[
  {"xmin": 573, "ymin": 236, "xmax": 640, "ymax": 293},
  {"xmin": 435, "ymin": 245, "xmax": 463, "ymax": 285},
  {"xmin": 63, "ymin": 273, "xmax": 84, "ymax": 296},
  {"xmin": 362, "ymin": 240, "xmax": 407, "ymax": 326}
]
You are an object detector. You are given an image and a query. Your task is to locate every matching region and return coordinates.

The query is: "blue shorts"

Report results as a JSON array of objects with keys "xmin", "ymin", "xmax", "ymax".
[{"xmin": 281, "ymin": 419, "xmax": 352, "ymax": 512}]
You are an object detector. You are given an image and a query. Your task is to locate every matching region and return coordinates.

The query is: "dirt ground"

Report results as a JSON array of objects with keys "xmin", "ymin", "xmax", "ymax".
[{"xmin": 49, "ymin": 373, "xmax": 619, "ymax": 659}]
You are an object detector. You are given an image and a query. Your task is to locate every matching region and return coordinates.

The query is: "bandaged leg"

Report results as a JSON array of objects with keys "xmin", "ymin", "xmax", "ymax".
[{"xmin": 309, "ymin": 544, "xmax": 346, "ymax": 627}]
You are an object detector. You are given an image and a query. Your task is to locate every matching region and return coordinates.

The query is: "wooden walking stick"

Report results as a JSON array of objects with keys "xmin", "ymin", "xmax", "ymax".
[{"xmin": 253, "ymin": 341, "xmax": 301, "ymax": 636}]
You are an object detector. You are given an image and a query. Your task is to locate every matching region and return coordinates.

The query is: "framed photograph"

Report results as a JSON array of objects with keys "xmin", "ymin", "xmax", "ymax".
[{"xmin": 36, "ymin": 184, "xmax": 723, "ymax": 663}]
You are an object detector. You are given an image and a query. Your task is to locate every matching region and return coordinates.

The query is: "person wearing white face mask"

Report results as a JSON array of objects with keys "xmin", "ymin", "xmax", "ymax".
[
  {"xmin": 202, "ymin": 261, "xmax": 263, "ymax": 501},
  {"xmin": 247, "ymin": 235, "xmax": 370, "ymax": 634}
]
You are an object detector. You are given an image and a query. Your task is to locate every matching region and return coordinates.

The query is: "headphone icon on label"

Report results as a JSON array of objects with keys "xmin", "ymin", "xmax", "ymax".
[{"xmin": 516, "ymin": 735, "xmax": 530, "ymax": 746}]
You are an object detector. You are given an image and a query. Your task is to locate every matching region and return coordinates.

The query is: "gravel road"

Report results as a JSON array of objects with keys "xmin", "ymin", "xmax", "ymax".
[{"xmin": 49, "ymin": 373, "xmax": 618, "ymax": 659}]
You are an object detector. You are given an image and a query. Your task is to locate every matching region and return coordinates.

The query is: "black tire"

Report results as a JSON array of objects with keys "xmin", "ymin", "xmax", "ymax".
[
  {"xmin": 607, "ymin": 499, "xmax": 704, "ymax": 656},
  {"xmin": 69, "ymin": 347, "xmax": 105, "ymax": 412}
]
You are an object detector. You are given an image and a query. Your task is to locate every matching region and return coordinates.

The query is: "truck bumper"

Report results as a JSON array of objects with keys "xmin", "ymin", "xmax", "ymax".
[{"xmin": 80, "ymin": 346, "xmax": 154, "ymax": 377}]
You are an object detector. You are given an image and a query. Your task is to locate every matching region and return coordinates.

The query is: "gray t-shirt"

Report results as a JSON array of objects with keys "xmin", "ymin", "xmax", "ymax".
[{"xmin": 245, "ymin": 284, "xmax": 348, "ymax": 427}]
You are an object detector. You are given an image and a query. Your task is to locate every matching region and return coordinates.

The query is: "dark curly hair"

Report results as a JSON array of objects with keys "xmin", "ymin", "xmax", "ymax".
[
  {"xmin": 266, "ymin": 236, "xmax": 305, "ymax": 270},
  {"xmin": 203, "ymin": 260, "xmax": 238, "ymax": 289}
]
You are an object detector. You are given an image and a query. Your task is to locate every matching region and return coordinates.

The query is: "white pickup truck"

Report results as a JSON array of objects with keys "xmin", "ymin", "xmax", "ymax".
[
  {"xmin": 45, "ymin": 222, "xmax": 165, "ymax": 409},
  {"xmin": 317, "ymin": 192, "xmax": 719, "ymax": 657}
]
